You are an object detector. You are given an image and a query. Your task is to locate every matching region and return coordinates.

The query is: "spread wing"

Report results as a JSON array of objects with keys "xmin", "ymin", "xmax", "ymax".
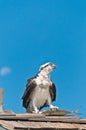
[
  {"xmin": 49, "ymin": 82, "xmax": 56, "ymax": 101},
  {"xmin": 22, "ymin": 78, "xmax": 36, "ymax": 108}
]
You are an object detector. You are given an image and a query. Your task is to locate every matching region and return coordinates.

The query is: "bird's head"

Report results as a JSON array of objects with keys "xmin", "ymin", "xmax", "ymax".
[{"xmin": 39, "ymin": 62, "xmax": 57, "ymax": 74}]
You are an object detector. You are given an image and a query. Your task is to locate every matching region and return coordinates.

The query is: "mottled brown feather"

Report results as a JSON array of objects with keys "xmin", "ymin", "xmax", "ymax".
[
  {"xmin": 22, "ymin": 78, "xmax": 36, "ymax": 108},
  {"xmin": 49, "ymin": 83, "xmax": 56, "ymax": 101}
]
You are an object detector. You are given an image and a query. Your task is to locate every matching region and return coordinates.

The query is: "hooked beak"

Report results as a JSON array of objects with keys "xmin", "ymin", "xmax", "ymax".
[{"xmin": 52, "ymin": 64, "xmax": 57, "ymax": 69}]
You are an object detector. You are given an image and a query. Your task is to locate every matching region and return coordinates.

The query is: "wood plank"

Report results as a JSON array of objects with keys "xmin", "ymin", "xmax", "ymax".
[
  {"xmin": 0, "ymin": 88, "xmax": 3, "ymax": 113},
  {"xmin": 0, "ymin": 113, "xmax": 86, "ymax": 124}
]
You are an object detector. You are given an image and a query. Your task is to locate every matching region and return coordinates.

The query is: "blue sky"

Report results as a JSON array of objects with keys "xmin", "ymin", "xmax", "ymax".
[{"xmin": 0, "ymin": 0, "xmax": 86, "ymax": 117}]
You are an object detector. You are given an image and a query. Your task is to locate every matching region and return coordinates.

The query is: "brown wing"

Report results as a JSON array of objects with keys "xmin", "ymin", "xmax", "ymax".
[
  {"xmin": 49, "ymin": 82, "xmax": 56, "ymax": 101},
  {"xmin": 22, "ymin": 78, "xmax": 36, "ymax": 108}
]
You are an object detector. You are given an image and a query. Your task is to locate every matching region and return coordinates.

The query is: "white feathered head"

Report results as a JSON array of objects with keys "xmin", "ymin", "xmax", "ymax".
[{"xmin": 39, "ymin": 62, "xmax": 57, "ymax": 73}]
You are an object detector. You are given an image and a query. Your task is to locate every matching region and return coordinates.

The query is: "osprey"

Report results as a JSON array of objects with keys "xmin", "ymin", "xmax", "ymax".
[{"xmin": 22, "ymin": 62, "xmax": 58, "ymax": 113}]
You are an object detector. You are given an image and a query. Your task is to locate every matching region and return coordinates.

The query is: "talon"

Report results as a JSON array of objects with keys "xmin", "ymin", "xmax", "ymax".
[
  {"xmin": 50, "ymin": 105, "xmax": 59, "ymax": 111},
  {"xmin": 33, "ymin": 107, "xmax": 39, "ymax": 113},
  {"xmin": 32, "ymin": 110, "xmax": 39, "ymax": 113},
  {"xmin": 39, "ymin": 111, "xmax": 42, "ymax": 114}
]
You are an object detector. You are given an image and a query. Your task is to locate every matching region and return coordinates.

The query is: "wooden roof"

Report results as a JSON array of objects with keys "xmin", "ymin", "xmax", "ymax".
[{"xmin": 0, "ymin": 111, "xmax": 86, "ymax": 130}]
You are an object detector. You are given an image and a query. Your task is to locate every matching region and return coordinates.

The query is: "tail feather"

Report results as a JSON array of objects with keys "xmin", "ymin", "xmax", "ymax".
[{"xmin": 73, "ymin": 108, "xmax": 80, "ymax": 114}]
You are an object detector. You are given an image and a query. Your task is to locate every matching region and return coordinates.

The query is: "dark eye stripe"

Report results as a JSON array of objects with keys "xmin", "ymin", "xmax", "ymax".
[
  {"xmin": 40, "ymin": 63, "xmax": 52, "ymax": 70},
  {"xmin": 45, "ymin": 63, "xmax": 52, "ymax": 68}
]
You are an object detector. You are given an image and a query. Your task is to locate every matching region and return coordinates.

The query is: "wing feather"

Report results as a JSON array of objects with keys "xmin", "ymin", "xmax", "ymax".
[
  {"xmin": 49, "ymin": 83, "xmax": 56, "ymax": 101},
  {"xmin": 22, "ymin": 78, "xmax": 36, "ymax": 108}
]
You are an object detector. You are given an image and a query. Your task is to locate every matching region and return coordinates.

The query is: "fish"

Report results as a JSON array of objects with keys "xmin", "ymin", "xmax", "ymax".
[{"xmin": 42, "ymin": 108, "xmax": 79, "ymax": 116}]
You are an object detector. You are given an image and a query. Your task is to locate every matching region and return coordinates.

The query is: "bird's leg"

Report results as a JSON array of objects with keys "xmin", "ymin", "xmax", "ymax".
[
  {"xmin": 32, "ymin": 99, "xmax": 39, "ymax": 113},
  {"xmin": 47, "ymin": 97, "xmax": 59, "ymax": 111},
  {"xmin": 33, "ymin": 106, "xmax": 39, "ymax": 113}
]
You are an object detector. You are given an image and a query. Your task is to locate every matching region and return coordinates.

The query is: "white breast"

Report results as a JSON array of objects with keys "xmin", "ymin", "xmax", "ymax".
[{"xmin": 32, "ymin": 78, "xmax": 51, "ymax": 109}]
